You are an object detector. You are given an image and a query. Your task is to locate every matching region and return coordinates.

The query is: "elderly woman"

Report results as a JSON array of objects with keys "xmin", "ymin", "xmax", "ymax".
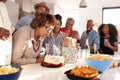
[
  {"xmin": 98, "ymin": 23, "xmax": 118, "ymax": 55},
  {"xmin": 42, "ymin": 14, "xmax": 64, "ymax": 55},
  {"xmin": 12, "ymin": 13, "xmax": 56, "ymax": 65},
  {"xmin": 60, "ymin": 17, "xmax": 75, "ymax": 36}
]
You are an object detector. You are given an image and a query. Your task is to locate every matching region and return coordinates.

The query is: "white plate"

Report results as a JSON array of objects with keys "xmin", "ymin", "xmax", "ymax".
[{"xmin": 100, "ymin": 67, "xmax": 120, "ymax": 80}]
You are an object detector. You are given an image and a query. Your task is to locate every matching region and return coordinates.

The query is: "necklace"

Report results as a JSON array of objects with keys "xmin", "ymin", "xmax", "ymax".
[{"xmin": 32, "ymin": 40, "xmax": 40, "ymax": 52}]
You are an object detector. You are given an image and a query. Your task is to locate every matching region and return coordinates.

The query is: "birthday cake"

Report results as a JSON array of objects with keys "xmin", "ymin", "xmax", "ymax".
[{"xmin": 42, "ymin": 55, "xmax": 64, "ymax": 67}]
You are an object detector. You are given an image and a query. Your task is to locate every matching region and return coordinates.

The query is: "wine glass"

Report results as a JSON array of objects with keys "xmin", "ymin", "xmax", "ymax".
[{"xmin": 45, "ymin": 43, "xmax": 50, "ymax": 55}]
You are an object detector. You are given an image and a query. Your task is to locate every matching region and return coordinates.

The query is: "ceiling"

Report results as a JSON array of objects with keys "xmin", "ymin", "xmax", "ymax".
[{"xmin": 32, "ymin": 0, "xmax": 102, "ymax": 10}]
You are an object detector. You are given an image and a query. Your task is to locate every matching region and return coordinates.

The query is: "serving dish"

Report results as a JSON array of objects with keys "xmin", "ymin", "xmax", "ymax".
[
  {"xmin": 0, "ymin": 64, "xmax": 22, "ymax": 80},
  {"xmin": 64, "ymin": 70, "xmax": 101, "ymax": 80}
]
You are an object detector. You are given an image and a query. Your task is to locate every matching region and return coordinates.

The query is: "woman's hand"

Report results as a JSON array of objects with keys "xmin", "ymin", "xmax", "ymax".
[
  {"xmin": 104, "ymin": 40, "xmax": 111, "ymax": 47},
  {"xmin": 36, "ymin": 56, "xmax": 45, "ymax": 63}
]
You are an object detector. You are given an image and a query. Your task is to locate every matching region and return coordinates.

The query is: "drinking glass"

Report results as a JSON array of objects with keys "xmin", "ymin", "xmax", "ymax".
[{"xmin": 45, "ymin": 43, "xmax": 50, "ymax": 55}]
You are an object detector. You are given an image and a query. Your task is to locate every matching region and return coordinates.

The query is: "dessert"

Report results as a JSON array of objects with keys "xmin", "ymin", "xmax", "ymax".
[{"xmin": 42, "ymin": 55, "xmax": 64, "ymax": 67}]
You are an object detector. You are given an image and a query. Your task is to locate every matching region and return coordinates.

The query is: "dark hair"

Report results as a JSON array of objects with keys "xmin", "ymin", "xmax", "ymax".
[
  {"xmin": 107, "ymin": 23, "xmax": 118, "ymax": 37},
  {"xmin": 98, "ymin": 24, "xmax": 106, "ymax": 37},
  {"xmin": 55, "ymin": 14, "xmax": 62, "ymax": 25},
  {"xmin": 30, "ymin": 13, "xmax": 56, "ymax": 29},
  {"xmin": 0, "ymin": 27, "xmax": 10, "ymax": 40},
  {"xmin": 98, "ymin": 23, "xmax": 118, "ymax": 37}
]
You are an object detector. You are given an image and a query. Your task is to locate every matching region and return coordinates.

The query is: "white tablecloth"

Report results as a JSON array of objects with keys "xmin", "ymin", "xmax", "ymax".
[
  {"xmin": 18, "ymin": 53, "xmax": 120, "ymax": 80},
  {"xmin": 18, "ymin": 63, "xmax": 77, "ymax": 80}
]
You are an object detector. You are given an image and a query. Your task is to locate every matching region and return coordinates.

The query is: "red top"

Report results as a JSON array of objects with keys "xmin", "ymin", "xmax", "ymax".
[{"xmin": 60, "ymin": 28, "xmax": 74, "ymax": 36}]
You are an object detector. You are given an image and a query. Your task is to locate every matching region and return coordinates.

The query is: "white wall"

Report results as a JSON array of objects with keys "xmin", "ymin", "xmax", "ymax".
[
  {"xmin": 77, "ymin": 0, "xmax": 120, "ymax": 35},
  {"xmin": 11, "ymin": 0, "xmax": 120, "ymax": 35},
  {"xmin": 54, "ymin": 0, "xmax": 120, "ymax": 36},
  {"xmin": 5, "ymin": 0, "xmax": 19, "ymax": 26}
]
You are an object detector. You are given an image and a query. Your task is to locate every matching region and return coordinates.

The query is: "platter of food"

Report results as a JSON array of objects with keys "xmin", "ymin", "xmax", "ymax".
[{"xmin": 64, "ymin": 66, "xmax": 100, "ymax": 80}]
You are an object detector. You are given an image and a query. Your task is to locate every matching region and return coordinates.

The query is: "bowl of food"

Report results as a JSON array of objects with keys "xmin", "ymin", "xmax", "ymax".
[
  {"xmin": 0, "ymin": 64, "xmax": 22, "ymax": 80},
  {"xmin": 65, "ymin": 66, "xmax": 99, "ymax": 80},
  {"xmin": 86, "ymin": 54, "xmax": 113, "ymax": 72}
]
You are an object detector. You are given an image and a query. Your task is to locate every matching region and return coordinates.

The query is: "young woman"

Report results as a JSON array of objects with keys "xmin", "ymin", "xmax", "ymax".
[
  {"xmin": 12, "ymin": 13, "xmax": 56, "ymax": 65},
  {"xmin": 98, "ymin": 24, "xmax": 118, "ymax": 55},
  {"xmin": 42, "ymin": 14, "xmax": 64, "ymax": 55}
]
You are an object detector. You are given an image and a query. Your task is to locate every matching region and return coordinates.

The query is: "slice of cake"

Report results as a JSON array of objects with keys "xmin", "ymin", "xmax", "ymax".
[{"xmin": 42, "ymin": 55, "xmax": 64, "ymax": 67}]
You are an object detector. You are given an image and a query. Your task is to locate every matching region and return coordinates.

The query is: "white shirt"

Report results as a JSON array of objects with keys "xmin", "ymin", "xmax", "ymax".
[
  {"xmin": 0, "ymin": 40, "xmax": 11, "ymax": 65},
  {"xmin": 0, "ymin": 2, "xmax": 12, "ymax": 65},
  {"xmin": 0, "ymin": 2, "xmax": 12, "ymax": 32}
]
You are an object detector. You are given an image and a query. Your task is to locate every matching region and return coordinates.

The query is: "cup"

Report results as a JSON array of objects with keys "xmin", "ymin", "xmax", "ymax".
[
  {"xmin": 104, "ymin": 38, "xmax": 109, "ymax": 42},
  {"xmin": 93, "ymin": 44, "xmax": 97, "ymax": 53},
  {"xmin": 104, "ymin": 38, "xmax": 109, "ymax": 46}
]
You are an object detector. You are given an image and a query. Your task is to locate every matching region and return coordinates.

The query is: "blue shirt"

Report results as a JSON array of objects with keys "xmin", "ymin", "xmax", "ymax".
[
  {"xmin": 81, "ymin": 29, "xmax": 100, "ymax": 52},
  {"xmin": 42, "ymin": 32, "xmax": 64, "ymax": 55},
  {"xmin": 15, "ymin": 14, "xmax": 35, "ymax": 29}
]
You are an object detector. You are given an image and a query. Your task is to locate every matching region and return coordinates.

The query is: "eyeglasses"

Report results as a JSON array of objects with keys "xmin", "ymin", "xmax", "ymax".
[{"xmin": 45, "ymin": 26, "xmax": 53, "ymax": 32}]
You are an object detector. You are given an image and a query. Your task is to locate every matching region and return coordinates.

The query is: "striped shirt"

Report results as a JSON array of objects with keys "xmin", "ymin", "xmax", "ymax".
[{"xmin": 43, "ymin": 31, "xmax": 64, "ymax": 55}]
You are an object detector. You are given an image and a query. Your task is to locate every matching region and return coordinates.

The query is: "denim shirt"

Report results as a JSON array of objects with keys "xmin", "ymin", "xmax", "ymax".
[
  {"xmin": 81, "ymin": 29, "xmax": 100, "ymax": 52},
  {"xmin": 15, "ymin": 14, "xmax": 35, "ymax": 29}
]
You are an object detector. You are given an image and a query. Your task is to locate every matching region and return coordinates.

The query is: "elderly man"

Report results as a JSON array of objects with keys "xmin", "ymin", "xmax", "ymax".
[
  {"xmin": 15, "ymin": 2, "xmax": 49, "ymax": 29},
  {"xmin": 80, "ymin": 19, "xmax": 100, "ymax": 53}
]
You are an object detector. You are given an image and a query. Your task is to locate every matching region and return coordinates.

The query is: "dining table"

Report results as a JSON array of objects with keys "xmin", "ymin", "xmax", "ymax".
[
  {"xmin": 18, "ymin": 63, "xmax": 79, "ymax": 80},
  {"xmin": 18, "ymin": 52, "xmax": 120, "ymax": 80}
]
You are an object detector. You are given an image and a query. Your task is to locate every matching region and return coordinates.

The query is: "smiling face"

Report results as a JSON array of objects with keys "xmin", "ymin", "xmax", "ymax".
[
  {"xmin": 102, "ymin": 25, "xmax": 109, "ymax": 35},
  {"xmin": 65, "ymin": 18, "xmax": 74, "ymax": 30},
  {"xmin": 86, "ymin": 20, "xmax": 94, "ymax": 32},
  {"xmin": 53, "ymin": 19, "xmax": 61, "ymax": 33}
]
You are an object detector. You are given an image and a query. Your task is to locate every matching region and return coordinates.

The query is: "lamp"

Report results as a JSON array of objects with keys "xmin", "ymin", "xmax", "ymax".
[{"xmin": 79, "ymin": 0, "xmax": 87, "ymax": 8}]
